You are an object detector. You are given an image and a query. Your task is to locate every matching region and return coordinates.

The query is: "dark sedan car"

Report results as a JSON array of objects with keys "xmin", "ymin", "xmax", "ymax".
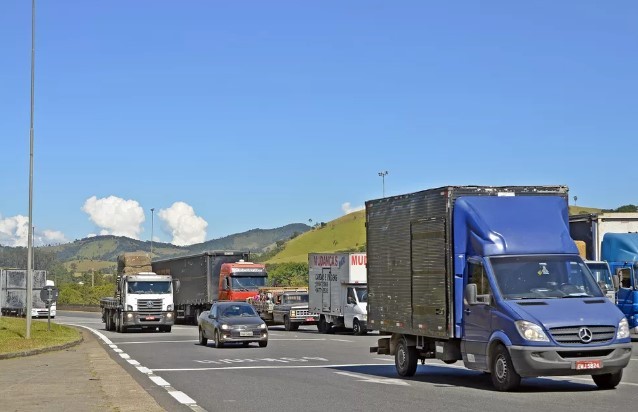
[{"xmin": 198, "ymin": 301, "xmax": 268, "ymax": 348}]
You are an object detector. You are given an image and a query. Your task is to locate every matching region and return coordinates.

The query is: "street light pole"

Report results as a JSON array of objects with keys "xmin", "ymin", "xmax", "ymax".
[
  {"xmin": 150, "ymin": 208, "xmax": 155, "ymax": 260},
  {"xmin": 26, "ymin": 0, "xmax": 36, "ymax": 339},
  {"xmin": 378, "ymin": 171, "xmax": 388, "ymax": 198}
]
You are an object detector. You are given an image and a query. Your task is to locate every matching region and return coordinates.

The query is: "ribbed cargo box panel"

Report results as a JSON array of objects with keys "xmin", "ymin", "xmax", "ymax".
[{"xmin": 366, "ymin": 185, "xmax": 568, "ymax": 339}]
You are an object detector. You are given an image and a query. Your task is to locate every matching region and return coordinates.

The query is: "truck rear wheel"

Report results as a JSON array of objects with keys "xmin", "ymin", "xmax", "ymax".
[
  {"xmin": 593, "ymin": 370, "xmax": 623, "ymax": 389},
  {"xmin": 491, "ymin": 344, "xmax": 521, "ymax": 391},
  {"xmin": 395, "ymin": 337, "xmax": 418, "ymax": 377}
]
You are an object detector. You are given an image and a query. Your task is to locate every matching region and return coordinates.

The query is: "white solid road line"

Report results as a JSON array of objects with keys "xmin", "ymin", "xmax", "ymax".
[{"xmin": 117, "ymin": 340, "xmax": 198, "ymax": 344}]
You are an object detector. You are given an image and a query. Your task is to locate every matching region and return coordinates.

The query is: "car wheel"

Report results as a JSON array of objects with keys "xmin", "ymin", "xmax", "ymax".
[
  {"xmin": 198, "ymin": 328, "xmax": 208, "ymax": 346},
  {"xmin": 593, "ymin": 371, "xmax": 623, "ymax": 389},
  {"xmin": 163, "ymin": 326, "xmax": 172, "ymax": 333},
  {"xmin": 491, "ymin": 344, "xmax": 521, "ymax": 391},
  {"xmin": 395, "ymin": 336, "xmax": 418, "ymax": 377},
  {"xmin": 214, "ymin": 329, "xmax": 224, "ymax": 348},
  {"xmin": 259, "ymin": 340, "xmax": 268, "ymax": 348}
]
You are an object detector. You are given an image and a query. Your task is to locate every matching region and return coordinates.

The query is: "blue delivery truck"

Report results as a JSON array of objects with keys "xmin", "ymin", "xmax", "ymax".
[
  {"xmin": 602, "ymin": 233, "xmax": 638, "ymax": 334},
  {"xmin": 367, "ymin": 185, "xmax": 631, "ymax": 391}
]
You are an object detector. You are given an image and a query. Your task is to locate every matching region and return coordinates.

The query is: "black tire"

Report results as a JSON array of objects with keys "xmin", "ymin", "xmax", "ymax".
[
  {"xmin": 198, "ymin": 328, "xmax": 208, "ymax": 346},
  {"xmin": 115, "ymin": 315, "xmax": 122, "ymax": 333},
  {"xmin": 290, "ymin": 323, "xmax": 300, "ymax": 331},
  {"xmin": 593, "ymin": 370, "xmax": 623, "ymax": 389},
  {"xmin": 491, "ymin": 344, "xmax": 521, "ymax": 391},
  {"xmin": 105, "ymin": 315, "xmax": 111, "ymax": 331},
  {"xmin": 164, "ymin": 326, "xmax": 172, "ymax": 333},
  {"xmin": 353, "ymin": 319, "xmax": 366, "ymax": 336},
  {"xmin": 259, "ymin": 340, "xmax": 268, "ymax": 348},
  {"xmin": 213, "ymin": 329, "xmax": 224, "ymax": 348},
  {"xmin": 284, "ymin": 315, "xmax": 293, "ymax": 331},
  {"xmin": 318, "ymin": 316, "xmax": 327, "ymax": 333},
  {"xmin": 395, "ymin": 337, "xmax": 418, "ymax": 377}
]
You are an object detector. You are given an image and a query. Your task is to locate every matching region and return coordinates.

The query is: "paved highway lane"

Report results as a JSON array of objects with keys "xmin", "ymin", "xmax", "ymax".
[{"xmin": 58, "ymin": 311, "xmax": 638, "ymax": 412}]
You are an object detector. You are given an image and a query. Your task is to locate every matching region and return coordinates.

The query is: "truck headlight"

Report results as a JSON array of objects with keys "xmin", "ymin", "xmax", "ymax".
[
  {"xmin": 167, "ymin": 304, "xmax": 173, "ymax": 311},
  {"xmin": 290, "ymin": 311, "xmax": 296, "ymax": 317},
  {"xmin": 617, "ymin": 318, "xmax": 630, "ymax": 339},
  {"xmin": 515, "ymin": 320, "xmax": 549, "ymax": 342},
  {"xmin": 221, "ymin": 324, "xmax": 229, "ymax": 330},
  {"xmin": 126, "ymin": 305, "xmax": 133, "ymax": 311}
]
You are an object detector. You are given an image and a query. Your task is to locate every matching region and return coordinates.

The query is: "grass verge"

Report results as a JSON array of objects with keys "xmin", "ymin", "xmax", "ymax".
[{"xmin": 0, "ymin": 317, "xmax": 82, "ymax": 357}]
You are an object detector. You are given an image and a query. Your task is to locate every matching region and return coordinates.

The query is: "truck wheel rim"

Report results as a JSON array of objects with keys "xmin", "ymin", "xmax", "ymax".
[
  {"xmin": 495, "ymin": 356, "xmax": 507, "ymax": 381},
  {"xmin": 398, "ymin": 346, "xmax": 406, "ymax": 368}
]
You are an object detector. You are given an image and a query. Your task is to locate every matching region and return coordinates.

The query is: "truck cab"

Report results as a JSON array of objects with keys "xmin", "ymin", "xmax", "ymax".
[
  {"xmin": 117, "ymin": 272, "xmax": 176, "ymax": 332},
  {"xmin": 218, "ymin": 260, "xmax": 268, "ymax": 301},
  {"xmin": 602, "ymin": 233, "xmax": 638, "ymax": 334}
]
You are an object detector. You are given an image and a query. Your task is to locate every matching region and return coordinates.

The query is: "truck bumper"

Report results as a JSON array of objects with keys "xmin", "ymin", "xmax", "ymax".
[
  {"xmin": 292, "ymin": 316, "xmax": 319, "ymax": 325},
  {"xmin": 508, "ymin": 343, "xmax": 632, "ymax": 377},
  {"xmin": 122, "ymin": 312, "xmax": 175, "ymax": 327}
]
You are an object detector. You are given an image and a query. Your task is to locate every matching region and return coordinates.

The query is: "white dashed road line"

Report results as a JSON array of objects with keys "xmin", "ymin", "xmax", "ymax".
[{"xmin": 62, "ymin": 323, "xmax": 207, "ymax": 412}]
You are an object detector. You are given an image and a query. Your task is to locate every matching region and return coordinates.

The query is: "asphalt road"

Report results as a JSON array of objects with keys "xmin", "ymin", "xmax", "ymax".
[{"xmin": 59, "ymin": 311, "xmax": 638, "ymax": 412}]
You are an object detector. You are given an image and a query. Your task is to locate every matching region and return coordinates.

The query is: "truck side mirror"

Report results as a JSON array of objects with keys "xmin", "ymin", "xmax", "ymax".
[
  {"xmin": 174, "ymin": 279, "xmax": 181, "ymax": 293},
  {"xmin": 612, "ymin": 275, "xmax": 620, "ymax": 292},
  {"xmin": 465, "ymin": 283, "xmax": 478, "ymax": 305}
]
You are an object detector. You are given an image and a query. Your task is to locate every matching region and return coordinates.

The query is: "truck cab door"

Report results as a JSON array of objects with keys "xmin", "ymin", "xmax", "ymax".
[
  {"xmin": 461, "ymin": 258, "xmax": 493, "ymax": 371},
  {"xmin": 616, "ymin": 267, "xmax": 635, "ymax": 327},
  {"xmin": 343, "ymin": 287, "xmax": 357, "ymax": 328}
]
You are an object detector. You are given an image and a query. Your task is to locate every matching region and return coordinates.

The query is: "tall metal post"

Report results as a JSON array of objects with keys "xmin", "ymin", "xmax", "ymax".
[
  {"xmin": 150, "ymin": 208, "xmax": 155, "ymax": 260},
  {"xmin": 26, "ymin": 0, "xmax": 36, "ymax": 339},
  {"xmin": 378, "ymin": 171, "xmax": 388, "ymax": 198}
]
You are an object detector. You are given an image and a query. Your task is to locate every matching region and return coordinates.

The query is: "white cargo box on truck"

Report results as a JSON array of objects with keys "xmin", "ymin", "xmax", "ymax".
[{"xmin": 308, "ymin": 253, "xmax": 369, "ymax": 335}]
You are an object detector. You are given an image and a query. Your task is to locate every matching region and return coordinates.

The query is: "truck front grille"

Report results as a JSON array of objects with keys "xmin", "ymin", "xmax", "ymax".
[
  {"xmin": 137, "ymin": 299, "xmax": 163, "ymax": 314},
  {"xmin": 549, "ymin": 325, "xmax": 615, "ymax": 345},
  {"xmin": 294, "ymin": 310, "xmax": 312, "ymax": 317}
]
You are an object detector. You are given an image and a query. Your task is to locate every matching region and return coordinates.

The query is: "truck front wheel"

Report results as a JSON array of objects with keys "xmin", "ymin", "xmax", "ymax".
[
  {"xmin": 284, "ymin": 315, "xmax": 293, "ymax": 331},
  {"xmin": 592, "ymin": 371, "xmax": 623, "ymax": 389},
  {"xmin": 395, "ymin": 337, "xmax": 418, "ymax": 377},
  {"xmin": 353, "ymin": 319, "xmax": 367, "ymax": 336},
  {"xmin": 491, "ymin": 344, "xmax": 521, "ymax": 391}
]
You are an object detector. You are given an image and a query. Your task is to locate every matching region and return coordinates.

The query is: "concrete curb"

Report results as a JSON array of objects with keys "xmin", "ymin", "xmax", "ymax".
[{"xmin": 0, "ymin": 334, "xmax": 83, "ymax": 360}]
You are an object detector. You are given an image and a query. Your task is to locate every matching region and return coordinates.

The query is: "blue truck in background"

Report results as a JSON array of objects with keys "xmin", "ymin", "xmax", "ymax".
[
  {"xmin": 367, "ymin": 185, "xmax": 631, "ymax": 391},
  {"xmin": 602, "ymin": 233, "xmax": 638, "ymax": 334}
]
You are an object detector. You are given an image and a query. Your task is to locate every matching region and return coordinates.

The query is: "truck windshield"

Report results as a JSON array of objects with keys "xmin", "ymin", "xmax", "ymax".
[
  {"xmin": 127, "ymin": 281, "xmax": 172, "ymax": 294},
  {"xmin": 585, "ymin": 262, "xmax": 614, "ymax": 292},
  {"xmin": 488, "ymin": 255, "xmax": 604, "ymax": 300},
  {"xmin": 282, "ymin": 294, "xmax": 309, "ymax": 304},
  {"xmin": 355, "ymin": 287, "xmax": 368, "ymax": 303},
  {"xmin": 231, "ymin": 276, "xmax": 267, "ymax": 290}
]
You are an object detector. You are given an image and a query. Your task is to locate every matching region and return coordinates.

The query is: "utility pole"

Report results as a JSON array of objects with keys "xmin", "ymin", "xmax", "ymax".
[
  {"xmin": 150, "ymin": 208, "xmax": 155, "ymax": 260},
  {"xmin": 378, "ymin": 171, "xmax": 388, "ymax": 198},
  {"xmin": 26, "ymin": 0, "xmax": 36, "ymax": 339}
]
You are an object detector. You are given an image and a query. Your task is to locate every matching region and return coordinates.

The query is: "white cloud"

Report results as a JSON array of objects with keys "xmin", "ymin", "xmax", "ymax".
[
  {"xmin": 341, "ymin": 202, "xmax": 365, "ymax": 215},
  {"xmin": 158, "ymin": 202, "xmax": 208, "ymax": 246},
  {"xmin": 82, "ymin": 195, "xmax": 145, "ymax": 239},
  {"xmin": 0, "ymin": 214, "xmax": 67, "ymax": 246}
]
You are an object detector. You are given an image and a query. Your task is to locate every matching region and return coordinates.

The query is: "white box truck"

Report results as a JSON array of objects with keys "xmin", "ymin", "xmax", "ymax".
[
  {"xmin": 570, "ymin": 213, "xmax": 638, "ymax": 261},
  {"xmin": 308, "ymin": 252, "xmax": 369, "ymax": 335}
]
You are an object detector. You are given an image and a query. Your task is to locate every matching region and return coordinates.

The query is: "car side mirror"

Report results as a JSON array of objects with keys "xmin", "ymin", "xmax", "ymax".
[
  {"xmin": 465, "ymin": 283, "xmax": 478, "ymax": 305},
  {"xmin": 208, "ymin": 313, "xmax": 215, "ymax": 319}
]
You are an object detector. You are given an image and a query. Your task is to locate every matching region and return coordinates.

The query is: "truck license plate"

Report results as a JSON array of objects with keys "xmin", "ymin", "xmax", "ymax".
[
  {"xmin": 145, "ymin": 316, "xmax": 155, "ymax": 320},
  {"xmin": 239, "ymin": 331, "xmax": 253, "ymax": 337},
  {"xmin": 574, "ymin": 360, "xmax": 602, "ymax": 370}
]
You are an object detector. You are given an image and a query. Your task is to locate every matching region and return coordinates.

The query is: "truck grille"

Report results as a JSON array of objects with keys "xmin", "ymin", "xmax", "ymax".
[
  {"xmin": 549, "ymin": 325, "xmax": 615, "ymax": 345},
  {"xmin": 294, "ymin": 310, "xmax": 312, "ymax": 317},
  {"xmin": 137, "ymin": 299, "xmax": 163, "ymax": 314}
]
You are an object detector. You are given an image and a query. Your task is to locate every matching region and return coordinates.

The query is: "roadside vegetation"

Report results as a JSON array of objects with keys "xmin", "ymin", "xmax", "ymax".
[{"xmin": 0, "ymin": 317, "xmax": 81, "ymax": 356}]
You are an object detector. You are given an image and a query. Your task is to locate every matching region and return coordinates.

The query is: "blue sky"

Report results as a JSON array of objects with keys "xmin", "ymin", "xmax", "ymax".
[{"xmin": 1, "ymin": 1, "xmax": 636, "ymax": 246}]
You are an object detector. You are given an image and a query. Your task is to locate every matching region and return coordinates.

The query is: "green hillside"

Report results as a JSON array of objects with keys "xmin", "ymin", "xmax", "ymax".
[
  {"xmin": 569, "ymin": 206, "xmax": 603, "ymax": 215},
  {"xmin": 267, "ymin": 210, "xmax": 366, "ymax": 264}
]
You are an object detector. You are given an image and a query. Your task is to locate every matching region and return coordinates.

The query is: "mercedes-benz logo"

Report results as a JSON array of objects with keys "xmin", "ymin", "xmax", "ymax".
[
  {"xmin": 146, "ymin": 301, "xmax": 154, "ymax": 308},
  {"xmin": 578, "ymin": 327, "xmax": 593, "ymax": 343}
]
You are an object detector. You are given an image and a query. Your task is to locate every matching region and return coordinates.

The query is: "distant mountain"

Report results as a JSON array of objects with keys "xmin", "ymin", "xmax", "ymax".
[{"xmin": 0, "ymin": 223, "xmax": 311, "ymax": 267}]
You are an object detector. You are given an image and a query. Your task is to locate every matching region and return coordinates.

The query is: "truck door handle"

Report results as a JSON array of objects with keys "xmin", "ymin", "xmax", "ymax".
[{"xmin": 464, "ymin": 308, "xmax": 471, "ymax": 315}]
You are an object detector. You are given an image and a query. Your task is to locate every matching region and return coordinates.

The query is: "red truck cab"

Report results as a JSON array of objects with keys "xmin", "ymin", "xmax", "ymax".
[{"xmin": 218, "ymin": 260, "xmax": 268, "ymax": 301}]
